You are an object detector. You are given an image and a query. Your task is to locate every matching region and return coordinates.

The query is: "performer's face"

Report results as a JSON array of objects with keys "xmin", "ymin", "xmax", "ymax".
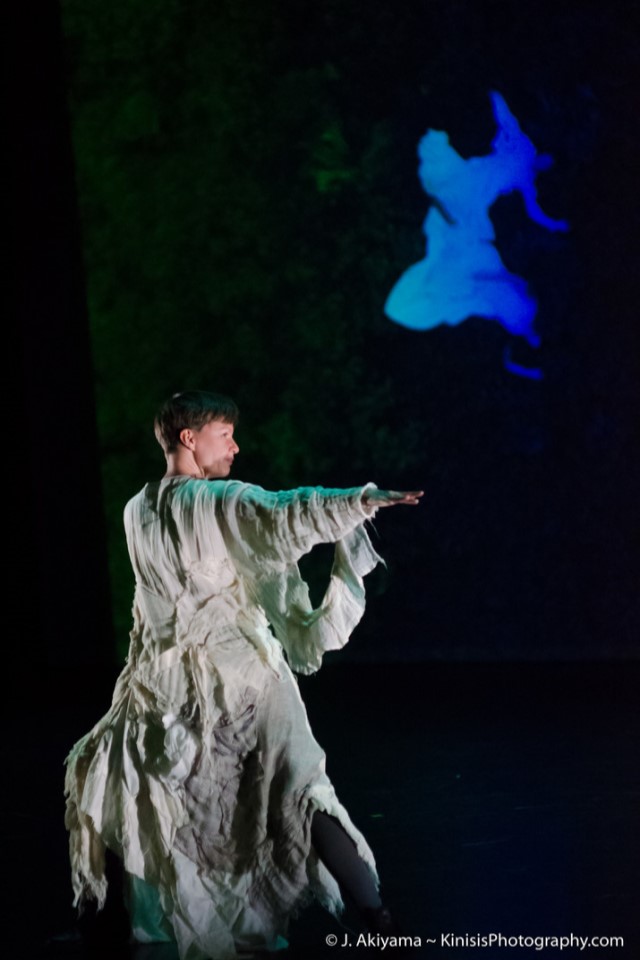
[{"xmin": 191, "ymin": 419, "xmax": 239, "ymax": 478}]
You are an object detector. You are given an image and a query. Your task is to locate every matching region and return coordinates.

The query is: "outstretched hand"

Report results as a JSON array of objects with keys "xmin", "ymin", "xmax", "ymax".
[{"xmin": 364, "ymin": 489, "xmax": 424, "ymax": 508}]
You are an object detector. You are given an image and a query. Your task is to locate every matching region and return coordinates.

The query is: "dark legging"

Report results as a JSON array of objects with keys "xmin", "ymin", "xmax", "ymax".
[{"xmin": 311, "ymin": 810, "xmax": 382, "ymax": 911}]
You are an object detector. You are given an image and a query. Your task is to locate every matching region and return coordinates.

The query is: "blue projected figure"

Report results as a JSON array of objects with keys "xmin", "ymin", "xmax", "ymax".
[{"xmin": 385, "ymin": 92, "xmax": 568, "ymax": 377}]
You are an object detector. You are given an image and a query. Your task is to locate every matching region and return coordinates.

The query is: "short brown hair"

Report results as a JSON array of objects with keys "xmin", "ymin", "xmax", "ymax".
[{"xmin": 154, "ymin": 390, "xmax": 239, "ymax": 453}]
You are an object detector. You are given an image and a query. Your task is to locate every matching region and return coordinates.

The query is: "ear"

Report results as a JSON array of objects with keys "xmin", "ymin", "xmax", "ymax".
[{"xmin": 179, "ymin": 427, "xmax": 196, "ymax": 450}]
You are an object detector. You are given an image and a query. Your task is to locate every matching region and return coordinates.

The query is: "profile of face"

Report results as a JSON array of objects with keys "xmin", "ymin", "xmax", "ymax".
[
  {"xmin": 418, "ymin": 129, "xmax": 451, "ymax": 159},
  {"xmin": 417, "ymin": 129, "xmax": 460, "ymax": 188},
  {"xmin": 181, "ymin": 418, "xmax": 239, "ymax": 479}
]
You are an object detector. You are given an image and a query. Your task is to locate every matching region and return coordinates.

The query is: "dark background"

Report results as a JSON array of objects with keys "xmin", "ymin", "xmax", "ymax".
[{"xmin": 19, "ymin": 0, "xmax": 639, "ymax": 668}]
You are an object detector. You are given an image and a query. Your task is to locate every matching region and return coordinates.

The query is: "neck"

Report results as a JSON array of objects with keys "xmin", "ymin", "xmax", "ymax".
[{"xmin": 163, "ymin": 449, "xmax": 203, "ymax": 479}]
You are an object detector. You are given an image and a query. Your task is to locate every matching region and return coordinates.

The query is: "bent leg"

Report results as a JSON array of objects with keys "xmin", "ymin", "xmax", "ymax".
[{"xmin": 311, "ymin": 810, "xmax": 382, "ymax": 911}]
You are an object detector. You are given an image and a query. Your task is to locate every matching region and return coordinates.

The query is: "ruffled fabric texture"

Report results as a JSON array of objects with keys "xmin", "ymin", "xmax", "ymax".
[{"xmin": 65, "ymin": 479, "xmax": 382, "ymax": 960}]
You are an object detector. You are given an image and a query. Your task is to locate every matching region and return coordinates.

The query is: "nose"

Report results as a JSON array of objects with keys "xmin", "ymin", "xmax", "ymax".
[{"xmin": 231, "ymin": 439, "xmax": 239, "ymax": 454}]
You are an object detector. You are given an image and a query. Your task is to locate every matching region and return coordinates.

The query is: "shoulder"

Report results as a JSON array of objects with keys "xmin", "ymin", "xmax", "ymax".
[
  {"xmin": 124, "ymin": 485, "xmax": 147, "ymax": 519},
  {"xmin": 166, "ymin": 478, "xmax": 266, "ymax": 515},
  {"xmin": 207, "ymin": 479, "xmax": 273, "ymax": 513}
]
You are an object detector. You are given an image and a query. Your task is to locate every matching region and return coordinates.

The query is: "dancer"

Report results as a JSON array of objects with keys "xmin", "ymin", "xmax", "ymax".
[
  {"xmin": 385, "ymin": 91, "xmax": 568, "ymax": 373},
  {"xmin": 65, "ymin": 390, "xmax": 422, "ymax": 959}
]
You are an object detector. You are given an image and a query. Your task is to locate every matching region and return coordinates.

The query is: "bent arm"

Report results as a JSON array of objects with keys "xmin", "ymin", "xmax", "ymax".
[{"xmin": 522, "ymin": 185, "xmax": 569, "ymax": 232}]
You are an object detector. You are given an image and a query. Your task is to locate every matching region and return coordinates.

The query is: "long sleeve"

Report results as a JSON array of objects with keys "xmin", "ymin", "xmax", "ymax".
[
  {"xmin": 212, "ymin": 480, "xmax": 379, "ymax": 567},
  {"xmin": 210, "ymin": 480, "xmax": 383, "ymax": 674}
]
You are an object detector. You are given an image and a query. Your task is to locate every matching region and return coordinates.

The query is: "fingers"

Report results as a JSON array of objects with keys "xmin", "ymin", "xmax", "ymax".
[
  {"xmin": 392, "ymin": 490, "xmax": 424, "ymax": 506},
  {"xmin": 390, "ymin": 490, "xmax": 424, "ymax": 501},
  {"xmin": 370, "ymin": 490, "xmax": 425, "ymax": 507}
]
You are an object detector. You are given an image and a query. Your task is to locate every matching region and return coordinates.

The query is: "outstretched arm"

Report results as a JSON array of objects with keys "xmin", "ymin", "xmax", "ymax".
[
  {"xmin": 214, "ymin": 482, "xmax": 423, "ymax": 566},
  {"xmin": 363, "ymin": 489, "xmax": 424, "ymax": 508}
]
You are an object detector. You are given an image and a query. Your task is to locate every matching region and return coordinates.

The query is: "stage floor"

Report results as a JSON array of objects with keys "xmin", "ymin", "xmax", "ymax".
[{"xmin": 15, "ymin": 662, "xmax": 639, "ymax": 958}]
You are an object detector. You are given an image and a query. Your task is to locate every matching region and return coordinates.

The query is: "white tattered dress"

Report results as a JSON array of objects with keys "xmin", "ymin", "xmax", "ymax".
[{"xmin": 65, "ymin": 478, "xmax": 382, "ymax": 959}]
